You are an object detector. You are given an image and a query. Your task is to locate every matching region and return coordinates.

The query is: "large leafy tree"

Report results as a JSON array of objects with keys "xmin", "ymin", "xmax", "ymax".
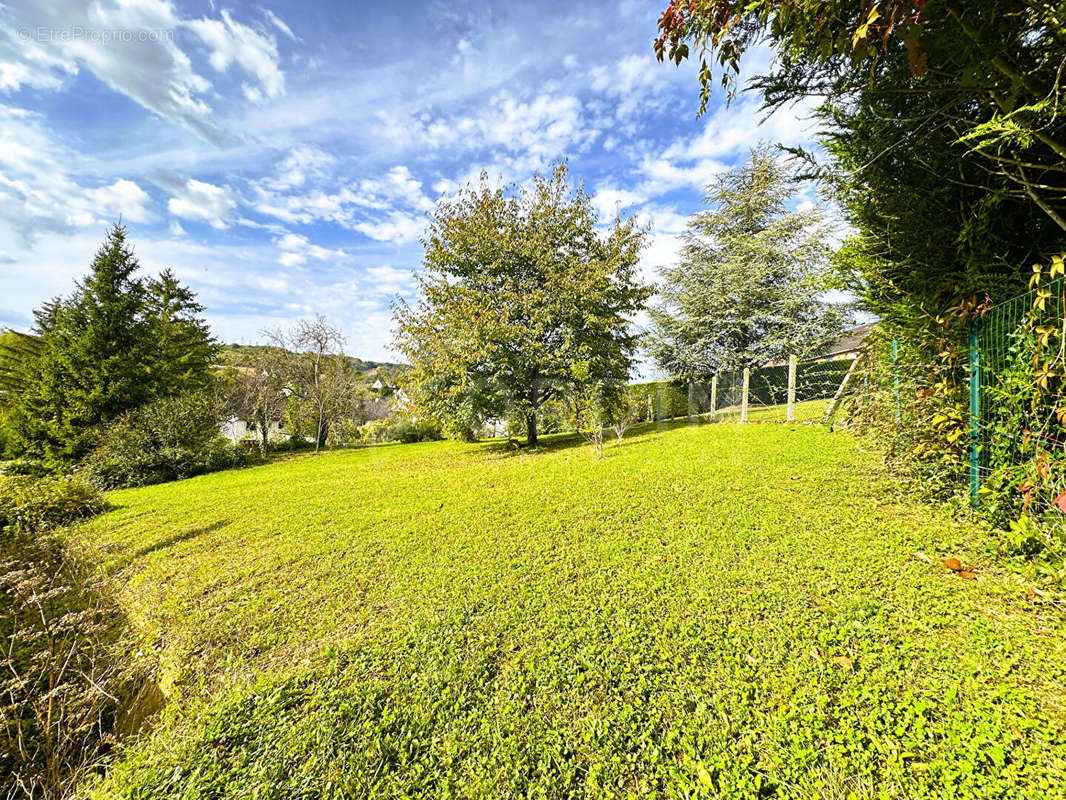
[
  {"xmin": 650, "ymin": 146, "xmax": 847, "ymax": 377},
  {"xmin": 393, "ymin": 164, "xmax": 651, "ymax": 446},
  {"xmin": 8, "ymin": 225, "xmax": 216, "ymax": 463}
]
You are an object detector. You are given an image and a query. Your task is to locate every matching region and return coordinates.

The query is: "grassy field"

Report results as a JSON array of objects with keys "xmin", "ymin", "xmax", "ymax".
[{"xmin": 78, "ymin": 419, "xmax": 1066, "ymax": 799}]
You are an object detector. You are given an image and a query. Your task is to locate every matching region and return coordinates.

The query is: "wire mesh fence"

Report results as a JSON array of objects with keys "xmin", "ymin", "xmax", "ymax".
[
  {"xmin": 971, "ymin": 275, "xmax": 1066, "ymax": 514},
  {"xmin": 629, "ymin": 357, "xmax": 854, "ymax": 426}
]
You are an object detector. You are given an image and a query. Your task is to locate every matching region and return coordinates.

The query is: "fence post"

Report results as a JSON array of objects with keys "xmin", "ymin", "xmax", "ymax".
[
  {"xmin": 892, "ymin": 339, "xmax": 901, "ymax": 424},
  {"xmin": 786, "ymin": 355, "xmax": 797, "ymax": 422},
  {"xmin": 969, "ymin": 320, "xmax": 981, "ymax": 508},
  {"xmin": 710, "ymin": 374, "xmax": 717, "ymax": 419},
  {"xmin": 741, "ymin": 368, "xmax": 750, "ymax": 423},
  {"xmin": 687, "ymin": 380, "xmax": 694, "ymax": 421}
]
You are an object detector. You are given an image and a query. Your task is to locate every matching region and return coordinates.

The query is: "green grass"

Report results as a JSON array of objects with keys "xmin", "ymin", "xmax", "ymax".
[{"xmin": 79, "ymin": 421, "xmax": 1066, "ymax": 799}]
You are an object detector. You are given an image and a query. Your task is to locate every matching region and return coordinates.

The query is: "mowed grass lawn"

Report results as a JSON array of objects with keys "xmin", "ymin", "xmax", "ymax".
[{"xmin": 80, "ymin": 421, "xmax": 1066, "ymax": 799}]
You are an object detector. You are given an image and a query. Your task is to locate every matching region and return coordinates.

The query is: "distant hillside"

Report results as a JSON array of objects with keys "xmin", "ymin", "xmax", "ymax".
[{"xmin": 217, "ymin": 344, "xmax": 408, "ymax": 378}]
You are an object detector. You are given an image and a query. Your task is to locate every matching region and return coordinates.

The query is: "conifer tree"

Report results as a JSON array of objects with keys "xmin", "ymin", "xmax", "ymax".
[
  {"xmin": 649, "ymin": 146, "xmax": 847, "ymax": 378},
  {"xmin": 9, "ymin": 225, "xmax": 216, "ymax": 463},
  {"xmin": 146, "ymin": 269, "xmax": 218, "ymax": 396}
]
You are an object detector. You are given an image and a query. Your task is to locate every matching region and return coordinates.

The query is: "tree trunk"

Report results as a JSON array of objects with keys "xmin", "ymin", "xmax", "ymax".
[
  {"xmin": 317, "ymin": 416, "xmax": 328, "ymax": 450},
  {"xmin": 525, "ymin": 411, "xmax": 537, "ymax": 447},
  {"xmin": 258, "ymin": 410, "xmax": 268, "ymax": 456}
]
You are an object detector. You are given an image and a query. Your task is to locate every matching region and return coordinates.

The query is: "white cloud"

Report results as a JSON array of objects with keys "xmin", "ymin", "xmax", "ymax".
[
  {"xmin": 353, "ymin": 212, "xmax": 424, "ymax": 245},
  {"xmin": 386, "ymin": 91, "xmax": 596, "ymax": 179},
  {"xmin": 252, "ymin": 162, "xmax": 433, "ymax": 243},
  {"xmin": 184, "ymin": 9, "xmax": 285, "ymax": 101},
  {"xmin": 591, "ymin": 186, "xmax": 644, "ymax": 220},
  {"xmin": 0, "ymin": 0, "xmax": 288, "ymax": 139},
  {"xmin": 265, "ymin": 146, "xmax": 336, "ymax": 192},
  {"xmin": 85, "ymin": 180, "xmax": 152, "ymax": 222},
  {"xmin": 0, "ymin": 105, "xmax": 152, "ymax": 234},
  {"xmin": 275, "ymin": 232, "xmax": 345, "ymax": 266},
  {"xmin": 363, "ymin": 264, "xmax": 414, "ymax": 295},
  {"xmin": 167, "ymin": 179, "xmax": 236, "ymax": 228},
  {"xmin": 262, "ymin": 9, "xmax": 297, "ymax": 42},
  {"xmin": 354, "ymin": 166, "xmax": 436, "ymax": 213}
]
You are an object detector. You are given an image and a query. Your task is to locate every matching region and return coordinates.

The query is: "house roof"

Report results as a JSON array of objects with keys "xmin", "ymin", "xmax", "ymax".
[{"xmin": 826, "ymin": 322, "xmax": 876, "ymax": 356}]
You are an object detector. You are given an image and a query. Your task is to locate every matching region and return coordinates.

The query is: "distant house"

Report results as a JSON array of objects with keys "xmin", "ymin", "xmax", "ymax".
[
  {"xmin": 220, "ymin": 415, "xmax": 289, "ymax": 445},
  {"xmin": 370, "ymin": 376, "xmax": 410, "ymax": 407},
  {"xmin": 817, "ymin": 322, "xmax": 876, "ymax": 362}
]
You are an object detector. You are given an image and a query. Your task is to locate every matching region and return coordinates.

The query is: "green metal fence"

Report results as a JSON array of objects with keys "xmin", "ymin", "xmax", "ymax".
[{"xmin": 970, "ymin": 276, "xmax": 1066, "ymax": 509}]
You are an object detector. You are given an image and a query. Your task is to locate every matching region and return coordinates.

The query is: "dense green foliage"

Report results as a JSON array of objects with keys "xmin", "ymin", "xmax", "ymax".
[
  {"xmin": 5, "ymin": 227, "xmax": 217, "ymax": 466},
  {"xmin": 0, "ymin": 474, "xmax": 109, "ymax": 534},
  {"xmin": 64, "ymin": 424, "xmax": 1066, "ymax": 798},
  {"xmin": 81, "ymin": 392, "xmax": 249, "ymax": 489},
  {"xmin": 656, "ymin": 2, "xmax": 1066, "ymax": 237},
  {"xmin": 650, "ymin": 147, "xmax": 846, "ymax": 377},
  {"xmin": 394, "ymin": 164, "xmax": 651, "ymax": 445},
  {"xmin": 358, "ymin": 415, "xmax": 444, "ymax": 444},
  {"xmin": 143, "ymin": 270, "xmax": 217, "ymax": 398},
  {"xmin": 656, "ymin": 1, "xmax": 1066, "ymax": 318}
]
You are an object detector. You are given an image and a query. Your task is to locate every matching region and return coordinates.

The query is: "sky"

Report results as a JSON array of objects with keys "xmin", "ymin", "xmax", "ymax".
[{"xmin": 0, "ymin": 0, "xmax": 825, "ymax": 365}]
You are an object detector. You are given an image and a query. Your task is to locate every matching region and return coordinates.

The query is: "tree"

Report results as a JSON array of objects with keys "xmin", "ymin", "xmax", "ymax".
[
  {"xmin": 146, "ymin": 269, "xmax": 218, "ymax": 396},
  {"xmin": 10, "ymin": 227, "xmax": 153, "ymax": 462},
  {"xmin": 7, "ymin": 225, "xmax": 216, "ymax": 463},
  {"xmin": 609, "ymin": 391, "xmax": 641, "ymax": 441},
  {"xmin": 269, "ymin": 316, "xmax": 352, "ymax": 453},
  {"xmin": 655, "ymin": 2, "xmax": 1066, "ymax": 306},
  {"xmin": 226, "ymin": 352, "xmax": 289, "ymax": 456},
  {"xmin": 573, "ymin": 383, "xmax": 607, "ymax": 459},
  {"xmin": 393, "ymin": 164, "xmax": 651, "ymax": 446},
  {"xmin": 649, "ymin": 146, "xmax": 847, "ymax": 378},
  {"xmin": 0, "ymin": 330, "xmax": 42, "ymax": 401},
  {"xmin": 656, "ymin": 2, "xmax": 1066, "ymax": 227}
]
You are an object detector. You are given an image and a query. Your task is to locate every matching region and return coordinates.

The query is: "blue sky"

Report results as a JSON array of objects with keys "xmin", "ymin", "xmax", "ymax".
[{"xmin": 0, "ymin": 0, "xmax": 822, "ymax": 362}]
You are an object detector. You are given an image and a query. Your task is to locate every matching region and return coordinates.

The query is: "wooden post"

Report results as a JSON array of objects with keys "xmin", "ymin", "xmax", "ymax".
[
  {"xmin": 823, "ymin": 354, "xmax": 861, "ymax": 424},
  {"xmin": 741, "ymin": 368, "xmax": 750, "ymax": 423},
  {"xmin": 786, "ymin": 355, "xmax": 797, "ymax": 422},
  {"xmin": 710, "ymin": 375, "xmax": 717, "ymax": 419}
]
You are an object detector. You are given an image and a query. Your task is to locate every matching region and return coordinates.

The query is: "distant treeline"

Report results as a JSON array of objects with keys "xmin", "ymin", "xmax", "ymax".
[{"xmin": 216, "ymin": 344, "xmax": 407, "ymax": 377}]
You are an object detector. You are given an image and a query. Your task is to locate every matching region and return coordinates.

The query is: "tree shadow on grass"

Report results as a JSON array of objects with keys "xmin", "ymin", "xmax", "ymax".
[
  {"xmin": 130, "ymin": 519, "xmax": 231, "ymax": 561},
  {"xmin": 479, "ymin": 432, "xmax": 587, "ymax": 458},
  {"xmin": 479, "ymin": 418, "xmax": 713, "ymax": 459}
]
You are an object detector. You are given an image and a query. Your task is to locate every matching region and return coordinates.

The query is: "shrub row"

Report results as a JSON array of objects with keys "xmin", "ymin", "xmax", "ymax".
[{"xmin": 359, "ymin": 415, "xmax": 444, "ymax": 444}]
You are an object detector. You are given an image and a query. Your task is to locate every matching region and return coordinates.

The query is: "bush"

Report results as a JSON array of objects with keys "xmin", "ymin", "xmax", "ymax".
[
  {"xmin": 1, "ymin": 476, "xmax": 152, "ymax": 799},
  {"xmin": 0, "ymin": 474, "xmax": 110, "ymax": 533},
  {"xmin": 82, "ymin": 393, "xmax": 248, "ymax": 489},
  {"xmin": 359, "ymin": 416, "xmax": 443, "ymax": 444},
  {"xmin": 0, "ymin": 457, "xmax": 55, "ymax": 478},
  {"xmin": 841, "ymin": 324, "xmax": 968, "ymax": 502}
]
